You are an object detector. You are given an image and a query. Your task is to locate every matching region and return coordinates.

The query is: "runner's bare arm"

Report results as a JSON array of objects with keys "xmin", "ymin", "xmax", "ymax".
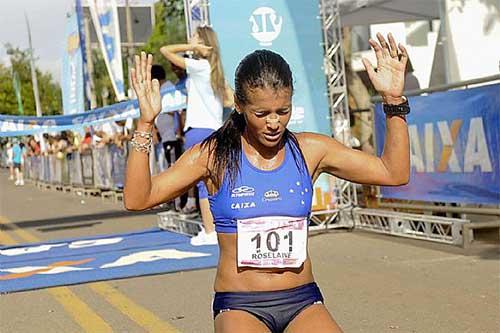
[
  {"xmin": 300, "ymin": 32, "xmax": 410, "ymax": 186},
  {"xmin": 124, "ymin": 143, "xmax": 209, "ymax": 210},
  {"xmin": 124, "ymin": 52, "xmax": 210, "ymax": 210},
  {"xmin": 298, "ymin": 128, "xmax": 409, "ymax": 186}
]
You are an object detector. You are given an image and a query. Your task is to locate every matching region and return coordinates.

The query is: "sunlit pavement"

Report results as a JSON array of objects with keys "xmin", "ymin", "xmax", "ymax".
[{"xmin": 1, "ymin": 170, "xmax": 498, "ymax": 333}]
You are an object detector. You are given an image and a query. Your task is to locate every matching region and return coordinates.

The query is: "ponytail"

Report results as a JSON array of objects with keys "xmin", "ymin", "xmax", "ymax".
[{"xmin": 201, "ymin": 110, "xmax": 246, "ymax": 188}]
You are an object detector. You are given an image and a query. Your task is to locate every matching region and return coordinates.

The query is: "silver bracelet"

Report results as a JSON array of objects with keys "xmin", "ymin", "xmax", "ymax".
[{"xmin": 130, "ymin": 130, "xmax": 152, "ymax": 153}]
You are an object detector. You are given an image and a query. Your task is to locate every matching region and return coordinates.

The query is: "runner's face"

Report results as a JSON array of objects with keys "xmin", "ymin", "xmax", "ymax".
[{"xmin": 237, "ymin": 87, "xmax": 292, "ymax": 148}]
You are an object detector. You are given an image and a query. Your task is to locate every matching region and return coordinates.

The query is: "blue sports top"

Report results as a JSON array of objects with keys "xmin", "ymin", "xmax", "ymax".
[{"xmin": 208, "ymin": 139, "xmax": 313, "ymax": 233}]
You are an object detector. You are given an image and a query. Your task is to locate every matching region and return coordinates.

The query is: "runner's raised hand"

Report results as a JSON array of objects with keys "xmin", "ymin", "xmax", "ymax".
[
  {"xmin": 130, "ymin": 51, "xmax": 161, "ymax": 125},
  {"xmin": 362, "ymin": 32, "xmax": 408, "ymax": 104}
]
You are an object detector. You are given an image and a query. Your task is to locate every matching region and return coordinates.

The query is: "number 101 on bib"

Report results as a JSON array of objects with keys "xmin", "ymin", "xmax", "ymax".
[{"xmin": 237, "ymin": 216, "xmax": 308, "ymax": 268}]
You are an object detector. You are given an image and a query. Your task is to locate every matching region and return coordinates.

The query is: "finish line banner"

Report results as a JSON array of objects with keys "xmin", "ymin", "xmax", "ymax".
[
  {"xmin": 375, "ymin": 84, "xmax": 500, "ymax": 205},
  {"xmin": 0, "ymin": 81, "xmax": 186, "ymax": 137}
]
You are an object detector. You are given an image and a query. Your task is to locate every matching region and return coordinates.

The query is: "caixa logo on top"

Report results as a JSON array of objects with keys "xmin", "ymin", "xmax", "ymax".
[{"xmin": 249, "ymin": 7, "xmax": 283, "ymax": 46}]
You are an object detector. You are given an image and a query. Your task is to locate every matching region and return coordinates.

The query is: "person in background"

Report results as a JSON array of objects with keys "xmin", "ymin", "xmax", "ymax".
[
  {"xmin": 151, "ymin": 64, "xmax": 183, "ymax": 208},
  {"xmin": 12, "ymin": 140, "xmax": 27, "ymax": 186},
  {"xmin": 404, "ymin": 57, "xmax": 420, "ymax": 91},
  {"xmin": 79, "ymin": 127, "xmax": 93, "ymax": 153},
  {"xmin": 160, "ymin": 26, "xmax": 230, "ymax": 245},
  {"xmin": 28, "ymin": 136, "xmax": 41, "ymax": 156},
  {"xmin": 6, "ymin": 141, "xmax": 14, "ymax": 181}
]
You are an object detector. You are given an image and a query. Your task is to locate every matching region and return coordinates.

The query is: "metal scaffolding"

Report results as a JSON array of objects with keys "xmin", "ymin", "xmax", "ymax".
[{"xmin": 313, "ymin": 0, "xmax": 357, "ymax": 229}]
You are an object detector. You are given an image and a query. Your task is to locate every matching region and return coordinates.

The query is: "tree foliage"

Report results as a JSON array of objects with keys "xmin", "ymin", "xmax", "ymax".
[
  {"xmin": 0, "ymin": 44, "xmax": 62, "ymax": 116},
  {"xmin": 141, "ymin": 0, "xmax": 187, "ymax": 83}
]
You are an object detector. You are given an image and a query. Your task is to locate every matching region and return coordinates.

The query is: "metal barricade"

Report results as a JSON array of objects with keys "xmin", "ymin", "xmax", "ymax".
[
  {"xmin": 41, "ymin": 155, "xmax": 50, "ymax": 183},
  {"xmin": 109, "ymin": 144, "xmax": 127, "ymax": 190},
  {"xmin": 53, "ymin": 156, "xmax": 63, "ymax": 185},
  {"xmin": 80, "ymin": 150, "xmax": 94, "ymax": 188},
  {"xmin": 48, "ymin": 155, "xmax": 57, "ymax": 184},
  {"xmin": 61, "ymin": 154, "xmax": 70, "ymax": 186},
  {"xmin": 92, "ymin": 146, "xmax": 113, "ymax": 189},
  {"xmin": 23, "ymin": 156, "xmax": 31, "ymax": 180},
  {"xmin": 32, "ymin": 156, "xmax": 41, "ymax": 181},
  {"xmin": 68, "ymin": 152, "xmax": 84, "ymax": 187}
]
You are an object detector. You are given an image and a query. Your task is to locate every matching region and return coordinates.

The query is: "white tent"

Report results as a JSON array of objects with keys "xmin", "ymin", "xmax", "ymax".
[{"xmin": 339, "ymin": 0, "xmax": 440, "ymax": 26}]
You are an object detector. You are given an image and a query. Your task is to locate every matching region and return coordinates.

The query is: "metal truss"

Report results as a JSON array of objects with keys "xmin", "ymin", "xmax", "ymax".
[
  {"xmin": 158, "ymin": 211, "xmax": 202, "ymax": 236},
  {"xmin": 353, "ymin": 208, "xmax": 470, "ymax": 245},
  {"xmin": 318, "ymin": 0, "xmax": 358, "ymax": 226}
]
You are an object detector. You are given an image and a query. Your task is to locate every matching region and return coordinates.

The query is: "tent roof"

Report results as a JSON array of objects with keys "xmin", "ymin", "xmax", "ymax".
[{"xmin": 339, "ymin": 0, "xmax": 441, "ymax": 26}]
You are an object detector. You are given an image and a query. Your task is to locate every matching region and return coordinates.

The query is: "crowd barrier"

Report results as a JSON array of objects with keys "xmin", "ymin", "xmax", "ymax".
[{"xmin": 16, "ymin": 143, "xmax": 170, "ymax": 195}]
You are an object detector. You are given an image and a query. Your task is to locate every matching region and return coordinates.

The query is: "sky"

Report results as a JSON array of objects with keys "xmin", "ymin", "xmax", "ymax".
[
  {"xmin": 0, "ymin": 0, "xmax": 157, "ymax": 84},
  {"xmin": 0, "ymin": 0, "xmax": 73, "ymax": 83}
]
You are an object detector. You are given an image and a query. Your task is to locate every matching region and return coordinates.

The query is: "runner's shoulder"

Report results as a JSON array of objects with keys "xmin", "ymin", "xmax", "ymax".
[{"xmin": 293, "ymin": 131, "xmax": 333, "ymax": 151}]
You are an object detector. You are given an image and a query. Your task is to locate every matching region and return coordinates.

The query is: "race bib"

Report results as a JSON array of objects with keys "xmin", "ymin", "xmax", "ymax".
[{"xmin": 237, "ymin": 216, "xmax": 308, "ymax": 268}]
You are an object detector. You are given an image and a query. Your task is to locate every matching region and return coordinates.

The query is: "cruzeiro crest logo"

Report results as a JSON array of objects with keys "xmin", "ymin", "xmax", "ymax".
[
  {"xmin": 263, "ymin": 189, "xmax": 281, "ymax": 202},
  {"xmin": 249, "ymin": 7, "xmax": 283, "ymax": 46}
]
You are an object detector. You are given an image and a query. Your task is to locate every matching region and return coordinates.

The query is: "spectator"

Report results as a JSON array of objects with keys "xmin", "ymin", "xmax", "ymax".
[
  {"xmin": 12, "ymin": 140, "xmax": 27, "ymax": 186},
  {"xmin": 6, "ymin": 141, "xmax": 14, "ymax": 181}
]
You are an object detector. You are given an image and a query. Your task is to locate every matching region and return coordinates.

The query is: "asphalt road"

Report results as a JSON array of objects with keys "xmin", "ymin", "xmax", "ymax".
[{"xmin": 0, "ymin": 170, "xmax": 499, "ymax": 333}]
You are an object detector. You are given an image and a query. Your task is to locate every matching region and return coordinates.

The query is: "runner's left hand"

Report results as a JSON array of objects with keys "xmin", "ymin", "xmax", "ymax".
[{"xmin": 362, "ymin": 32, "xmax": 408, "ymax": 104}]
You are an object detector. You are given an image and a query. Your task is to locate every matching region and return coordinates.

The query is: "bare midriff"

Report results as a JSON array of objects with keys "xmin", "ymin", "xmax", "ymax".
[{"xmin": 214, "ymin": 233, "xmax": 315, "ymax": 292}]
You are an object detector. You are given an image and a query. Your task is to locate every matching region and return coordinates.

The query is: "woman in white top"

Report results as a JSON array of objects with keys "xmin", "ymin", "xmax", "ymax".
[{"xmin": 160, "ymin": 26, "xmax": 227, "ymax": 245}]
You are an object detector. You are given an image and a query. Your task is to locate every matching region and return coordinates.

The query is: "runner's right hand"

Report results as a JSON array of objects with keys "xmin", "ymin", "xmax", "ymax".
[{"xmin": 130, "ymin": 52, "xmax": 161, "ymax": 126}]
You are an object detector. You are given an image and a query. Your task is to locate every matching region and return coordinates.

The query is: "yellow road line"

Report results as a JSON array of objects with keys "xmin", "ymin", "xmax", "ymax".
[
  {"xmin": 0, "ymin": 227, "xmax": 17, "ymax": 245},
  {"xmin": 0, "ymin": 216, "xmax": 38, "ymax": 243},
  {"xmin": 48, "ymin": 287, "xmax": 113, "ymax": 332},
  {"xmin": 90, "ymin": 282, "xmax": 180, "ymax": 333},
  {"xmin": 0, "ymin": 215, "xmax": 112, "ymax": 332},
  {"xmin": 0, "ymin": 214, "xmax": 180, "ymax": 332}
]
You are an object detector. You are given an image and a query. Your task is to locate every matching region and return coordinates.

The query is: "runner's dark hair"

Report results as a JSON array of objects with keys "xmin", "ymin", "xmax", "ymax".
[{"xmin": 201, "ymin": 49, "xmax": 307, "ymax": 189}]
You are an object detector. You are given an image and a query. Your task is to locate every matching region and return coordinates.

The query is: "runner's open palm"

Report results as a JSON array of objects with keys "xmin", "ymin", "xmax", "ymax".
[
  {"xmin": 130, "ymin": 52, "xmax": 161, "ymax": 124},
  {"xmin": 362, "ymin": 33, "xmax": 408, "ymax": 100}
]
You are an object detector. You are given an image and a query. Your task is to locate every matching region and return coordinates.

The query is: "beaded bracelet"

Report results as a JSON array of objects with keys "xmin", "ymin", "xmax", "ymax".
[{"xmin": 130, "ymin": 130, "xmax": 152, "ymax": 154}]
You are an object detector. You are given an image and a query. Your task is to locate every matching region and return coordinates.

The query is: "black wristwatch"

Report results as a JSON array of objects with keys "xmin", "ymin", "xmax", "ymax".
[{"xmin": 383, "ymin": 96, "xmax": 410, "ymax": 117}]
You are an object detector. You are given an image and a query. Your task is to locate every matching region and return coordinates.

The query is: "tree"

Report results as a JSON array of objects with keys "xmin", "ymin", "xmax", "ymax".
[
  {"xmin": 0, "ymin": 44, "xmax": 62, "ymax": 116},
  {"xmin": 141, "ymin": 0, "xmax": 187, "ymax": 83}
]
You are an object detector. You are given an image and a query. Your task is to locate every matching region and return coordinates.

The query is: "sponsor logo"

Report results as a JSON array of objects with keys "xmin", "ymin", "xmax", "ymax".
[
  {"xmin": 263, "ymin": 189, "xmax": 281, "ymax": 202},
  {"xmin": 249, "ymin": 7, "xmax": 283, "ymax": 46},
  {"xmin": 231, "ymin": 202, "xmax": 256, "ymax": 210},
  {"xmin": 231, "ymin": 185, "xmax": 255, "ymax": 198}
]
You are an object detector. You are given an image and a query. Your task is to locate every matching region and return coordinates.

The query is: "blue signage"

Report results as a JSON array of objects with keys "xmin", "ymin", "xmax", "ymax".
[
  {"xmin": 375, "ymin": 84, "xmax": 500, "ymax": 205},
  {"xmin": 210, "ymin": 1, "xmax": 331, "ymax": 135}
]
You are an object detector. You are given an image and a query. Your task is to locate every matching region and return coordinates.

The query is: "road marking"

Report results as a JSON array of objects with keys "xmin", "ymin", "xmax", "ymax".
[
  {"xmin": 48, "ymin": 287, "xmax": 113, "ymax": 332},
  {"xmin": 90, "ymin": 282, "xmax": 180, "ymax": 333},
  {"xmin": 0, "ymin": 216, "xmax": 38, "ymax": 243},
  {"xmin": 0, "ymin": 214, "xmax": 180, "ymax": 332},
  {"xmin": 0, "ymin": 215, "xmax": 112, "ymax": 332},
  {"xmin": 0, "ymin": 223, "xmax": 17, "ymax": 245}
]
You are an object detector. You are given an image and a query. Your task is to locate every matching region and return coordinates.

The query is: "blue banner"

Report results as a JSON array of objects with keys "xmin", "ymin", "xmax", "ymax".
[
  {"xmin": 76, "ymin": 0, "xmax": 91, "ymax": 110},
  {"xmin": 89, "ymin": 0, "xmax": 125, "ymax": 100},
  {"xmin": 0, "ymin": 81, "xmax": 186, "ymax": 137},
  {"xmin": 61, "ymin": 8, "xmax": 85, "ymax": 115},
  {"xmin": 375, "ymin": 84, "xmax": 500, "ymax": 205},
  {"xmin": 210, "ymin": 1, "xmax": 330, "ymax": 135}
]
